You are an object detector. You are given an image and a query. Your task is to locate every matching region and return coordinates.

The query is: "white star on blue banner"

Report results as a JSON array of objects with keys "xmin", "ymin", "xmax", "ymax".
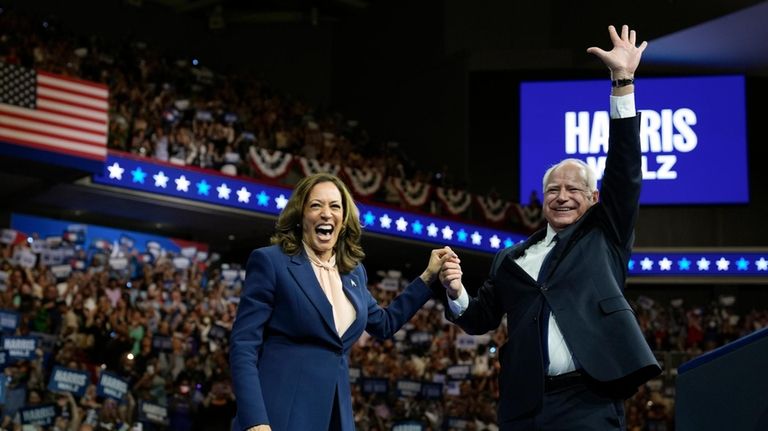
[{"xmin": 92, "ymin": 154, "xmax": 768, "ymax": 273}]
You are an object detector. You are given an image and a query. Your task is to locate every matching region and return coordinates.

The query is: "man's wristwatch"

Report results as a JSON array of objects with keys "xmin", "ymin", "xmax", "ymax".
[{"xmin": 611, "ymin": 78, "xmax": 634, "ymax": 88}]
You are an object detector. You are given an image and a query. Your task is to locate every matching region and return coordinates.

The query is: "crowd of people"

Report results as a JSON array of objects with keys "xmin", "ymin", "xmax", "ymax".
[
  {"xmin": 4, "ymin": 7, "xmax": 768, "ymax": 431},
  {"xmin": 626, "ymin": 295, "xmax": 768, "ymax": 431},
  {"xmin": 1, "ymin": 231, "xmax": 240, "ymax": 431},
  {"xmin": 0, "ymin": 7, "xmax": 544, "ymax": 234},
  {"xmin": 0, "ymin": 228, "xmax": 766, "ymax": 430}
]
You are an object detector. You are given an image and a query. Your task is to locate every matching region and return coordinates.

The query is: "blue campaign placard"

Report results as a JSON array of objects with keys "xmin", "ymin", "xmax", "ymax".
[
  {"xmin": 0, "ymin": 374, "xmax": 6, "ymax": 404},
  {"xmin": 360, "ymin": 378, "xmax": 388, "ymax": 394},
  {"xmin": 10, "ymin": 213, "xmax": 209, "ymax": 258},
  {"xmin": 19, "ymin": 403, "xmax": 57, "ymax": 426},
  {"xmin": 396, "ymin": 379, "xmax": 421, "ymax": 398},
  {"xmin": 446, "ymin": 364, "xmax": 471, "ymax": 380},
  {"xmin": 444, "ymin": 417, "xmax": 470, "ymax": 430},
  {"xmin": 392, "ymin": 421, "xmax": 424, "ymax": 431},
  {"xmin": 48, "ymin": 366, "xmax": 90, "ymax": 397},
  {"xmin": 420, "ymin": 382, "xmax": 444, "ymax": 400},
  {"xmin": 97, "ymin": 371, "xmax": 129, "ymax": 401},
  {"xmin": 30, "ymin": 331, "xmax": 57, "ymax": 353},
  {"xmin": 138, "ymin": 400, "xmax": 170, "ymax": 425},
  {"xmin": 0, "ymin": 310, "xmax": 20, "ymax": 334},
  {"xmin": 519, "ymin": 75, "xmax": 748, "ymax": 205},
  {"xmin": 152, "ymin": 335, "xmax": 173, "ymax": 352},
  {"xmin": 208, "ymin": 324, "xmax": 228, "ymax": 340},
  {"xmin": 2, "ymin": 336, "xmax": 38, "ymax": 360},
  {"xmin": 348, "ymin": 367, "xmax": 361, "ymax": 384}
]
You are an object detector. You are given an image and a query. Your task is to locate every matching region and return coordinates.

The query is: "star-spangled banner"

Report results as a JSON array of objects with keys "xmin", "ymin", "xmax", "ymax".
[
  {"xmin": 94, "ymin": 154, "xmax": 292, "ymax": 215},
  {"xmin": 93, "ymin": 153, "xmax": 528, "ymax": 253},
  {"xmin": 627, "ymin": 252, "xmax": 768, "ymax": 277},
  {"xmin": 0, "ymin": 62, "xmax": 108, "ymax": 162},
  {"xmin": 92, "ymin": 153, "xmax": 768, "ymax": 277}
]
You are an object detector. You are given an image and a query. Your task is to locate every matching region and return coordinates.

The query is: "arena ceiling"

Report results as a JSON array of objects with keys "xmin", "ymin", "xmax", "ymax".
[
  {"xmin": 141, "ymin": 0, "xmax": 370, "ymax": 26},
  {"xmin": 139, "ymin": 0, "xmax": 768, "ymax": 73}
]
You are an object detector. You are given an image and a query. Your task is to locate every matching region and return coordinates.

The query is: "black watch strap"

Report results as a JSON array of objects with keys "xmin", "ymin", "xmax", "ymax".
[{"xmin": 611, "ymin": 78, "xmax": 634, "ymax": 88}]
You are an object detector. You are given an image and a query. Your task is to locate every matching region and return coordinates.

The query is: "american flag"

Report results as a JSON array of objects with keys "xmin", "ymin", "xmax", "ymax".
[{"xmin": 0, "ymin": 62, "xmax": 108, "ymax": 161}]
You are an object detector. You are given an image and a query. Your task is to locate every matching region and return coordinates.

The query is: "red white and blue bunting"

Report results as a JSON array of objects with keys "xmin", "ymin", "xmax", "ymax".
[
  {"xmin": 475, "ymin": 195, "xmax": 512, "ymax": 223},
  {"xmin": 389, "ymin": 178, "xmax": 431, "ymax": 207},
  {"xmin": 436, "ymin": 187, "xmax": 472, "ymax": 216},
  {"xmin": 248, "ymin": 146, "xmax": 294, "ymax": 178},
  {"xmin": 343, "ymin": 167, "xmax": 384, "ymax": 198},
  {"xmin": 512, "ymin": 203, "xmax": 545, "ymax": 231},
  {"xmin": 298, "ymin": 157, "xmax": 341, "ymax": 177}
]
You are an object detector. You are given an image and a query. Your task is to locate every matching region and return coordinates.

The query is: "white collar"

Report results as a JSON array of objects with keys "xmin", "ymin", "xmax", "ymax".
[{"xmin": 544, "ymin": 225, "xmax": 558, "ymax": 246}]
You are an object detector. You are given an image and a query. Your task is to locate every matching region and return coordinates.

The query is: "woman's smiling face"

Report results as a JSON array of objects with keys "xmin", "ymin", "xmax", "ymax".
[{"xmin": 302, "ymin": 181, "xmax": 344, "ymax": 261}]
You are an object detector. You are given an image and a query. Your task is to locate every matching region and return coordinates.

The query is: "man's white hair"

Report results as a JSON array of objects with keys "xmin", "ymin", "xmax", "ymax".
[{"xmin": 542, "ymin": 158, "xmax": 598, "ymax": 193}]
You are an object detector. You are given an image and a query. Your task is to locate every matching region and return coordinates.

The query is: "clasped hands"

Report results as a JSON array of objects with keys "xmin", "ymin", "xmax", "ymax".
[
  {"xmin": 420, "ymin": 246, "xmax": 464, "ymax": 300},
  {"xmin": 437, "ymin": 247, "xmax": 464, "ymax": 300}
]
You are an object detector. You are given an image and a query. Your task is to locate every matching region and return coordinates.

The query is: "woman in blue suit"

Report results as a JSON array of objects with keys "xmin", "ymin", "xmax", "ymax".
[{"xmin": 230, "ymin": 173, "xmax": 455, "ymax": 431}]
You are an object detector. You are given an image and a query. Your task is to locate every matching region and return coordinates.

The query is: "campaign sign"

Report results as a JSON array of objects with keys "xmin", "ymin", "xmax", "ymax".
[
  {"xmin": 17, "ymin": 249, "xmax": 37, "ymax": 269},
  {"xmin": 0, "ymin": 229, "xmax": 17, "ymax": 244},
  {"xmin": 109, "ymin": 257, "xmax": 129, "ymax": 271},
  {"xmin": 97, "ymin": 371, "xmax": 129, "ymax": 401},
  {"xmin": 10, "ymin": 214, "xmax": 209, "ymax": 261},
  {"xmin": 444, "ymin": 417, "xmax": 470, "ymax": 430},
  {"xmin": 180, "ymin": 246, "xmax": 197, "ymax": 258},
  {"xmin": 208, "ymin": 324, "xmax": 228, "ymax": 340},
  {"xmin": 48, "ymin": 366, "xmax": 89, "ymax": 397},
  {"xmin": 378, "ymin": 277, "xmax": 400, "ymax": 292},
  {"xmin": 3, "ymin": 336, "xmax": 37, "ymax": 359},
  {"xmin": 409, "ymin": 331, "xmax": 431, "ymax": 345},
  {"xmin": 138, "ymin": 400, "xmax": 170, "ymax": 425},
  {"xmin": 396, "ymin": 379, "xmax": 422, "ymax": 398},
  {"xmin": 50, "ymin": 264, "xmax": 72, "ymax": 280},
  {"xmin": 360, "ymin": 378, "xmax": 388, "ymax": 394},
  {"xmin": 63, "ymin": 229, "xmax": 86, "ymax": 245},
  {"xmin": 421, "ymin": 382, "xmax": 444, "ymax": 400},
  {"xmin": 349, "ymin": 367, "xmax": 361, "ymax": 384},
  {"xmin": 41, "ymin": 248, "xmax": 64, "ymax": 266},
  {"xmin": 444, "ymin": 380, "xmax": 461, "ymax": 396},
  {"xmin": 221, "ymin": 268, "xmax": 239, "ymax": 283},
  {"xmin": 446, "ymin": 364, "xmax": 471, "ymax": 380},
  {"xmin": 30, "ymin": 239, "xmax": 44, "ymax": 254},
  {"xmin": 392, "ymin": 421, "xmax": 424, "ymax": 431},
  {"xmin": 20, "ymin": 403, "xmax": 57, "ymax": 426},
  {"xmin": 152, "ymin": 335, "xmax": 173, "ymax": 352},
  {"xmin": 172, "ymin": 257, "xmax": 190, "ymax": 270},
  {"xmin": 455, "ymin": 333, "xmax": 478, "ymax": 350},
  {"xmin": 519, "ymin": 75, "xmax": 748, "ymax": 205},
  {"xmin": 119, "ymin": 234, "xmax": 135, "ymax": 249},
  {"xmin": 0, "ymin": 374, "xmax": 6, "ymax": 403},
  {"xmin": 30, "ymin": 331, "xmax": 58, "ymax": 353},
  {"xmin": 0, "ymin": 310, "xmax": 20, "ymax": 334}
]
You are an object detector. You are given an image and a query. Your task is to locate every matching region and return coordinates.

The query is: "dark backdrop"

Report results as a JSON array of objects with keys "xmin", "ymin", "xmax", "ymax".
[{"xmin": 5, "ymin": 0, "xmax": 768, "ymax": 255}]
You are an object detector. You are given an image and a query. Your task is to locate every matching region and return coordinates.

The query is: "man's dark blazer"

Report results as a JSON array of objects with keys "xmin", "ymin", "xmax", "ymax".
[{"xmin": 451, "ymin": 116, "xmax": 661, "ymax": 423}]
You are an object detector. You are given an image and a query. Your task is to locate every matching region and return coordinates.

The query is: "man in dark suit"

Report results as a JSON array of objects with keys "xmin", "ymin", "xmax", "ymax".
[{"xmin": 439, "ymin": 25, "xmax": 661, "ymax": 430}]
